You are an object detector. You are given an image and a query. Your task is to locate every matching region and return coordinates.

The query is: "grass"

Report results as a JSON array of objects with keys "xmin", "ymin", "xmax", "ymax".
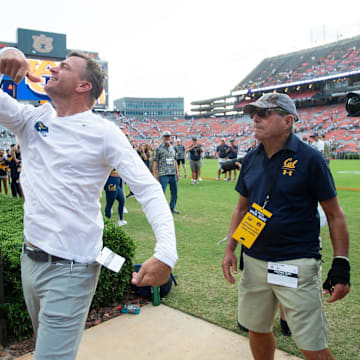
[
  {"xmin": 106, "ymin": 159, "xmax": 360, "ymax": 360},
  {"xmin": 1, "ymin": 159, "xmax": 359, "ymax": 358}
]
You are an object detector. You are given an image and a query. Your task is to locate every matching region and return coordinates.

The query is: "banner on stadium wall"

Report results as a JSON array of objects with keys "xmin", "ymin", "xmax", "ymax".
[
  {"xmin": 2, "ymin": 58, "xmax": 107, "ymax": 107},
  {"xmin": 17, "ymin": 28, "xmax": 67, "ymax": 59}
]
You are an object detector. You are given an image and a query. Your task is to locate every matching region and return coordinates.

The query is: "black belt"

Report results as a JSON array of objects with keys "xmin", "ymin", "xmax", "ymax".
[{"xmin": 23, "ymin": 243, "xmax": 74, "ymax": 263}]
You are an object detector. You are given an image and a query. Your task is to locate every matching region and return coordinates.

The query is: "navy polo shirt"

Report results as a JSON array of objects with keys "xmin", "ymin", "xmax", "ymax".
[
  {"xmin": 217, "ymin": 144, "xmax": 229, "ymax": 158},
  {"xmin": 190, "ymin": 146, "xmax": 201, "ymax": 161},
  {"xmin": 235, "ymin": 133, "xmax": 337, "ymax": 261},
  {"xmin": 228, "ymin": 144, "xmax": 238, "ymax": 159}
]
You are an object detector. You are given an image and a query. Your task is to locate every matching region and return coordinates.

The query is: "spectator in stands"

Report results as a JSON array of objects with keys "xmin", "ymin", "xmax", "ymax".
[
  {"xmin": 187, "ymin": 137, "xmax": 203, "ymax": 185},
  {"xmin": 104, "ymin": 169, "xmax": 126, "ymax": 226},
  {"xmin": 222, "ymin": 93, "xmax": 350, "ymax": 360},
  {"xmin": 216, "ymin": 138, "xmax": 229, "ymax": 181},
  {"xmin": 0, "ymin": 148, "xmax": 9, "ymax": 195},
  {"xmin": 226, "ymin": 139, "xmax": 239, "ymax": 181},
  {"xmin": 0, "ymin": 47, "xmax": 177, "ymax": 360},
  {"xmin": 153, "ymin": 131, "xmax": 180, "ymax": 214},
  {"xmin": 174, "ymin": 139, "xmax": 187, "ymax": 178}
]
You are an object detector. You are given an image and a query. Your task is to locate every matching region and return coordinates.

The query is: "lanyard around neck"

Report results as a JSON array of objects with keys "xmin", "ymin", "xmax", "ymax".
[{"xmin": 262, "ymin": 151, "xmax": 289, "ymax": 209}]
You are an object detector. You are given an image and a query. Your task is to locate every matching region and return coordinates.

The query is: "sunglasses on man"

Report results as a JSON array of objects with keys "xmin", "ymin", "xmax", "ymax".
[{"xmin": 249, "ymin": 107, "xmax": 289, "ymax": 119}]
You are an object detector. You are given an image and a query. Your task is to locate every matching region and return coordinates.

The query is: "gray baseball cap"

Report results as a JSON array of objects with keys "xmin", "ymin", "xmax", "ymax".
[
  {"xmin": 244, "ymin": 93, "xmax": 299, "ymax": 121},
  {"xmin": 162, "ymin": 130, "xmax": 171, "ymax": 137}
]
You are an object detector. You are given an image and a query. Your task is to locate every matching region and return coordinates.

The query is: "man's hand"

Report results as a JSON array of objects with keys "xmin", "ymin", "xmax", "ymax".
[
  {"xmin": 322, "ymin": 257, "xmax": 350, "ymax": 303},
  {"xmin": 0, "ymin": 49, "xmax": 41, "ymax": 84},
  {"xmin": 222, "ymin": 249, "xmax": 238, "ymax": 284},
  {"xmin": 131, "ymin": 257, "xmax": 171, "ymax": 287},
  {"xmin": 323, "ymin": 283, "xmax": 350, "ymax": 303}
]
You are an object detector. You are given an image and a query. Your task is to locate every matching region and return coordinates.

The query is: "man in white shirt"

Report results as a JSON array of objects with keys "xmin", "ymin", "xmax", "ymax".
[{"xmin": 0, "ymin": 48, "xmax": 178, "ymax": 359}]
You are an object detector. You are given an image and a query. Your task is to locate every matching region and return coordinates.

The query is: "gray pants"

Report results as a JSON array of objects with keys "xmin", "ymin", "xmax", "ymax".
[{"xmin": 21, "ymin": 251, "xmax": 101, "ymax": 360}]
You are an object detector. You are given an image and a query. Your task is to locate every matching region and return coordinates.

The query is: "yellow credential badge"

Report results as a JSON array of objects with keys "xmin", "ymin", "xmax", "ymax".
[{"xmin": 232, "ymin": 203, "xmax": 272, "ymax": 249}]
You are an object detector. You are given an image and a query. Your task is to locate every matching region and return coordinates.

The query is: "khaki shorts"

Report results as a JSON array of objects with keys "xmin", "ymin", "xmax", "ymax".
[
  {"xmin": 190, "ymin": 160, "xmax": 201, "ymax": 172},
  {"xmin": 238, "ymin": 254, "xmax": 328, "ymax": 351}
]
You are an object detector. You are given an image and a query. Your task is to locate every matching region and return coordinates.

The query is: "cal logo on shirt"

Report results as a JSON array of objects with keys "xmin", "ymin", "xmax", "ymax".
[
  {"xmin": 282, "ymin": 158, "xmax": 298, "ymax": 176},
  {"xmin": 34, "ymin": 121, "xmax": 49, "ymax": 137}
]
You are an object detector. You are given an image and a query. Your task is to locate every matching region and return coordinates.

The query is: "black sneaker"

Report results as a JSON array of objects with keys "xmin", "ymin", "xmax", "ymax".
[
  {"xmin": 171, "ymin": 209, "xmax": 179, "ymax": 215},
  {"xmin": 280, "ymin": 319, "xmax": 291, "ymax": 337},
  {"xmin": 237, "ymin": 322, "xmax": 248, "ymax": 332}
]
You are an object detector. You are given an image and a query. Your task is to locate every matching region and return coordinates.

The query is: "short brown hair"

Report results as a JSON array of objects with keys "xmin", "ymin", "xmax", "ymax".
[{"xmin": 67, "ymin": 51, "xmax": 105, "ymax": 104}]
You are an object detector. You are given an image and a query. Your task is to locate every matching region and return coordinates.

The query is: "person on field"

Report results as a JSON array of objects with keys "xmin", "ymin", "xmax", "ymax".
[
  {"xmin": 153, "ymin": 131, "xmax": 180, "ymax": 214},
  {"xmin": 226, "ymin": 139, "xmax": 238, "ymax": 181},
  {"xmin": 0, "ymin": 47, "xmax": 177, "ymax": 360},
  {"xmin": 222, "ymin": 93, "xmax": 350, "ymax": 360},
  {"xmin": 174, "ymin": 138, "xmax": 187, "ymax": 178},
  {"xmin": 7, "ymin": 143, "xmax": 23, "ymax": 198},
  {"xmin": 187, "ymin": 137, "xmax": 203, "ymax": 185},
  {"xmin": 216, "ymin": 138, "xmax": 229, "ymax": 181},
  {"xmin": 104, "ymin": 169, "xmax": 127, "ymax": 226},
  {"xmin": 0, "ymin": 148, "xmax": 9, "ymax": 195}
]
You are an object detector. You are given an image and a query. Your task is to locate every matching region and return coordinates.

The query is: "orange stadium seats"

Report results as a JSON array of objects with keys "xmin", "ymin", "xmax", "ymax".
[
  {"xmin": 234, "ymin": 36, "xmax": 360, "ymax": 91},
  {"xmin": 94, "ymin": 102, "xmax": 359, "ymax": 156}
]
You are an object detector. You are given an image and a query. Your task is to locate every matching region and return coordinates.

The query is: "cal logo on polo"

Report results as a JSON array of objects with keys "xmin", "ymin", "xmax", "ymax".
[
  {"xmin": 282, "ymin": 158, "xmax": 298, "ymax": 176},
  {"xmin": 34, "ymin": 121, "xmax": 49, "ymax": 137}
]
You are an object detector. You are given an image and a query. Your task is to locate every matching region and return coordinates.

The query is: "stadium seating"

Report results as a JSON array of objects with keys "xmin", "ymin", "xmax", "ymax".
[{"xmin": 234, "ymin": 36, "xmax": 360, "ymax": 91}]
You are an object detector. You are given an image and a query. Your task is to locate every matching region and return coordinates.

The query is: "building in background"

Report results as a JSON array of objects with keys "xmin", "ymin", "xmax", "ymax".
[{"xmin": 114, "ymin": 97, "xmax": 184, "ymax": 118}]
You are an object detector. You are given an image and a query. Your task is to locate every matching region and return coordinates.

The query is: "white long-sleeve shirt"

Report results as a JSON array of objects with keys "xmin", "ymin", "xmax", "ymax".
[{"xmin": 0, "ymin": 49, "xmax": 178, "ymax": 267}]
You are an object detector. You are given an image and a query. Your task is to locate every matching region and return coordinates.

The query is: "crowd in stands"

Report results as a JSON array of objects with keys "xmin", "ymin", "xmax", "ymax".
[
  {"xmin": 235, "ymin": 36, "xmax": 360, "ymax": 91},
  {"xmin": 98, "ymin": 102, "xmax": 360, "ymax": 155}
]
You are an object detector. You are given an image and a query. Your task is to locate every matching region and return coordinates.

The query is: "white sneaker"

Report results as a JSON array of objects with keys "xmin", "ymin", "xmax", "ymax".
[
  {"xmin": 123, "ymin": 207, "xmax": 128, "ymax": 214},
  {"xmin": 192, "ymin": 180, "xmax": 195, "ymax": 185},
  {"xmin": 198, "ymin": 177, "xmax": 202, "ymax": 181},
  {"xmin": 117, "ymin": 219, "xmax": 127, "ymax": 226},
  {"xmin": 216, "ymin": 177, "xmax": 220, "ymax": 181}
]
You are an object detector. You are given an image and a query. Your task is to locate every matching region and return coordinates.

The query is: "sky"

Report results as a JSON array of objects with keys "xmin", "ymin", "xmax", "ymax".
[{"xmin": 1, "ymin": 0, "xmax": 360, "ymax": 113}]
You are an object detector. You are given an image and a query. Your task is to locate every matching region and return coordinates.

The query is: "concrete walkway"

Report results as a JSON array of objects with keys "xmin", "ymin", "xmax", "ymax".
[{"xmin": 18, "ymin": 304, "xmax": 301, "ymax": 360}]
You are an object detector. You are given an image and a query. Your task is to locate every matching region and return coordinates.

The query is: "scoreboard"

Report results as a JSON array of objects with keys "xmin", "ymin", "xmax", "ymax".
[{"xmin": 0, "ymin": 28, "xmax": 108, "ymax": 109}]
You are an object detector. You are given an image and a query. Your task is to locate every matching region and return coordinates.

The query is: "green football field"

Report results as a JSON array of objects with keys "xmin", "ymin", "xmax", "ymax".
[{"xmin": 111, "ymin": 159, "xmax": 360, "ymax": 360}]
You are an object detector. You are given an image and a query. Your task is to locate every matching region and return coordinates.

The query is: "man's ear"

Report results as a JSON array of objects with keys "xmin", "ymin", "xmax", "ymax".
[
  {"xmin": 285, "ymin": 114, "xmax": 294, "ymax": 129},
  {"xmin": 76, "ymin": 80, "xmax": 92, "ymax": 94}
]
